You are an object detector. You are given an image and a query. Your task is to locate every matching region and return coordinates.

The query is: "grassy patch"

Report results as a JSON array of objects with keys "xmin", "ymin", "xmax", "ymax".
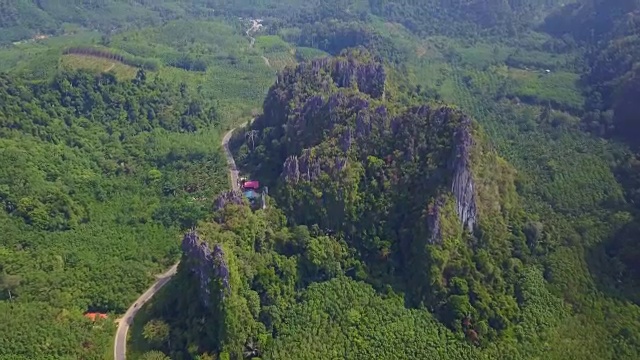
[
  {"xmin": 60, "ymin": 54, "xmax": 138, "ymax": 80},
  {"xmin": 503, "ymin": 67, "xmax": 584, "ymax": 111},
  {"xmin": 255, "ymin": 35, "xmax": 291, "ymax": 54},
  {"xmin": 106, "ymin": 20, "xmax": 276, "ymax": 123},
  {"xmin": 295, "ymin": 46, "xmax": 330, "ymax": 62},
  {"xmin": 456, "ymin": 42, "xmax": 512, "ymax": 68},
  {"xmin": 254, "ymin": 35, "xmax": 297, "ymax": 71}
]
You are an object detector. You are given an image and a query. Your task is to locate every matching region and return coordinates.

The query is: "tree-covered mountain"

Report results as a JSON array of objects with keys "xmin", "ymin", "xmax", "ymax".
[
  {"xmin": 132, "ymin": 49, "xmax": 606, "ymax": 360},
  {"xmin": 236, "ymin": 49, "xmax": 529, "ymax": 339}
]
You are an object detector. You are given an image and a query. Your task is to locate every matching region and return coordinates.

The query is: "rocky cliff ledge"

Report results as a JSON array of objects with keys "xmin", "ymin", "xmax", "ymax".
[{"xmin": 181, "ymin": 231, "xmax": 230, "ymax": 307}]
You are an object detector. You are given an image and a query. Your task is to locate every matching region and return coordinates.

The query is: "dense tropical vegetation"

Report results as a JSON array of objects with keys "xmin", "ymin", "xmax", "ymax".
[
  {"xmin": 0, "ymin": 67, "xmax": 234, "ymax": 359},
  {"xmin": 1, "ymin": 0, "xmax": 640, "ymax": 359}
]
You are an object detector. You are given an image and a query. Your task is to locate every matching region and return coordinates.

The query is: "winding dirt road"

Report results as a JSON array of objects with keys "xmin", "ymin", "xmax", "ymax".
[
  {"xmin": 222, "ymin": 127, "xmax": 241, "ymax": 192},
  {"xmin": 113, "ymin": 125, "xmax": 245, "ymax": 360}
]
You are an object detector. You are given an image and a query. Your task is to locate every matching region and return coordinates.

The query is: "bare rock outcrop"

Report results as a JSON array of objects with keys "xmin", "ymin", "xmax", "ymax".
[
  {"xmin": 214, "ymin": 190, "xmax": 245, "ymax": 211},
  {"xmin": 448, "ymin": 117, "xmax": 477, "ymax": 233},
  {"xmin": 181, "ymin": 231, "xmax": 231, "ymax": 307},
  {"xmin": 282, "ymin": 149, "xmax": 322, "ymax": 184}
]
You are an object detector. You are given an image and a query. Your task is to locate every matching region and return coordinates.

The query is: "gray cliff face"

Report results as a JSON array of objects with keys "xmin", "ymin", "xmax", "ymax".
[
  {"xmin": 448, "ymin": 116, "xmax": 478, "ymax": 233},
  {"xmin": 282, "ymin": 155, "xmax": 301, "ymax": 183},
  {"xmin": 332, "ymin": 57, "xmax": 386, "ymax": 99},
  {"xmin": 304, "ymin": 53, "xmax": 386, "ymax": 99},
  {"xmin": 282, "ymin": 149, "xmax": 322, "ymax": 184},
  {"xmin": 355, "ymin": 111, "xmax": 372, "ymax": 138},
  {"xmin": 340, "ymin": 127, "xmax": 353, "ymax": 153},
  {"xmin": 426, "ymin": 196, "xmax": 446, "ymax": 245},
  {"xmin": 181, "ymin": 231, "xmax": 231, "ymax": 308},
  {"xmin": 282, "ymin": 148, "xmax": 349, "ymax": 184},
  {"xmin": 425, "ymin": 114, "xmax": 478, "ymax": 243}
]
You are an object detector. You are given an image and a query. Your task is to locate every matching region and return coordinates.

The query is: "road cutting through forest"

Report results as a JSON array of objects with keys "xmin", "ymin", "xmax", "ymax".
[{"xmin": 113, "ymin": 123, "xmax": 248, "ymax": 360}]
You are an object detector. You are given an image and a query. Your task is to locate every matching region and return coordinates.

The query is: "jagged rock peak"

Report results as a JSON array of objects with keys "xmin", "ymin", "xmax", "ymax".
[
  {"xmin": 181, "ymin": 231, "xmax": 231, "ymax": 307},
  {"xmin": 282, "ymin": 149, "xmax": 322, "ymax": 184},
  {"xmin": 279, "ymin": 48, "xmax": 386, "ymax": 99},
  {"xmin": 449, "ymin": 116, "xmax": 477, "ymax": 232},
  {"xmin": 214, "ymin": 190, "xmax": 245, "ymax": 211},
  {"xmin": 330, "ymin": 48, "xmax": 386, "ymax": 99}
]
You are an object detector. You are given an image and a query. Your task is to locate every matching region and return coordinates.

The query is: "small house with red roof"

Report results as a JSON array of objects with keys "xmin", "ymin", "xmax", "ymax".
[
  {"xmin": 84, "ymin": 312, "xmax": 108, "ymax": 321},
  {"xmin": 242, "ymin": 180, "xmax": 260, "ymax": 190}
]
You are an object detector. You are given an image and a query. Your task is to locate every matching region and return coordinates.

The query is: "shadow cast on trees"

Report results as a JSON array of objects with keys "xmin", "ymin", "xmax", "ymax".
[{"xmin": 586, "ymin": 221, "xmax": 640, "ymax": 306}]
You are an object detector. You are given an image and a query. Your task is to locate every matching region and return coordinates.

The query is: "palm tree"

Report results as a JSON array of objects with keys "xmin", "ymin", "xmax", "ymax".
[
  {"xmin": 246, "ymin": 130, "xmax": 258, "ymax": 150},
  {"xmin": 243, "ymin": 338, "xmax": 260, "ymax": 358}
]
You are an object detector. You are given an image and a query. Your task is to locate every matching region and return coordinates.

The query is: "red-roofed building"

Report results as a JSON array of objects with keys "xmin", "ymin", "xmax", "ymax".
[
  {"xmin": 242, "ymin": 180, "xmax": 260, "ymax": 190},
  {"xmin": 84, "ymin": 312, "xmax": 108, "ymax": 321}
]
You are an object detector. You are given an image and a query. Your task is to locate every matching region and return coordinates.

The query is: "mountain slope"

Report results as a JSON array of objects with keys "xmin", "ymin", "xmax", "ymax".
[{"xmin": 0, "ymin": 0, "xmax": 571, "ymax": 45}]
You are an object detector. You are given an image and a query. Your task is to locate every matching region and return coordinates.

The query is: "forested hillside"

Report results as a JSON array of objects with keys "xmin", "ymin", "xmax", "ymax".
[
  {"xmin": 0, "ymin": 0, "xmax": 569, "ymax": 45},
  {"xmin": 543, "ymin": 0, "xmax": 640, "ymax": 304}
]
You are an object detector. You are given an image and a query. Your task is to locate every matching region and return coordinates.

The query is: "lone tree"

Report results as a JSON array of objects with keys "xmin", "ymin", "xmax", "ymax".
[
  {"xmin": 141, "ymin": 350, "xmax": 170, "ymax": 360},
  {"xmin": 134, "ymin": 68, "xmax": 147, "ymax": 85},
  {"xmin": 246, "ymin": 130, "xmax": 258, "ymax": 150},
  {"xmin": 143, "ymin": 319, "xmax": 170, "ymax": 348},
  {"xmin": 0, "ymin": 271, "xmax": 21, "ymax": 301}
]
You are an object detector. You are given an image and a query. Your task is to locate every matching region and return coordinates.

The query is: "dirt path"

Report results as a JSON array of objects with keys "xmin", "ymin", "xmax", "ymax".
[
  {"xmin": 261, "ymin": 56, "xmax": 271, "ymax": 68},
  {"xmin": 222, "ymin": 127, "xmax": 240, "ymax": 192},
  {"xmin": 246, "ymin": 19, "xmax": 263, "ymax": 49}
]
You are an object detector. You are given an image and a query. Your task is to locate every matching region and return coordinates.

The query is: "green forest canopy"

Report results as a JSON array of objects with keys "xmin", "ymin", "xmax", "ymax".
[
  {"xmin": 2, "ymin": 0, "xmax": 640, "ymax": 359},
  {"xmin": 0, "ymin": 69, "xmax": 228, "ymax": 359}
]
